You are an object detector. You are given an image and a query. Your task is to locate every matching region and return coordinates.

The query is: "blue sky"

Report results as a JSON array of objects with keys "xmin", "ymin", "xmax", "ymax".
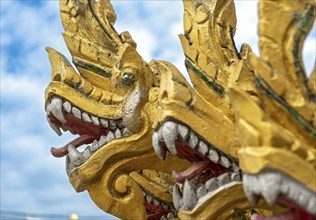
[{"xmin": 1, "ymin": 0, "xmax": 315, "ymax": 219}]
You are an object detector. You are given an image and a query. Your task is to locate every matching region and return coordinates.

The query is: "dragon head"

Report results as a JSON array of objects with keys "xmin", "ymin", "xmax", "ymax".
[
  {"xmin": 45, "ymin": 0, "xmax": 188, "ymax": 219},
  {"xmin": 230, "ymin": 1, "xmax": 316, "ymax": 219},
  {"xmin": 150, "ymin": 1, "xmax": 282, "ymax": 219}
]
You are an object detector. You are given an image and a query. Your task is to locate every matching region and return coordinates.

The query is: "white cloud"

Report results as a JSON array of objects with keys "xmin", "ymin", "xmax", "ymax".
[
  {"xmin": 303, "ymin": 25, "xmax": 316, "ymax": 75},
  {"xmin": 0, "ymin": 1, "xmax": 113, "ymax": 218}
]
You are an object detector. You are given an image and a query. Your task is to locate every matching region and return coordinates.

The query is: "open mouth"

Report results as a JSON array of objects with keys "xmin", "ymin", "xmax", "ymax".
[
  {"xmin": 46, "ymin": 96, "xmax": 128, "ymax": 174},
  {"xmin": 142, "ymin": 189, "xmax": 176, "ymax": 220},
  {"xmin": 152, "ymin": 121, "xmax": 241, "ymax": 211},
  {"xmin": 244, "ymin": 171, "xmax": 316, "ymax": 220}
]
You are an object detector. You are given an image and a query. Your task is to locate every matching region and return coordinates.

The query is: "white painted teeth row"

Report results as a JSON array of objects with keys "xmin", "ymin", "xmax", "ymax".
[
  {"xmin": 67, "ymin": 129, "xmax": 127, "ymax": 172},
  {"xmin": 142, "ymin": 191, "xmax": 176, "ymax": 220},
  {"xmin": 173, "ymin": 172, "xmax": 241, "ymax": 211},
  {"xmin": 243, "ymin": 171, "xmax": 316, "ymax": 215},
  {"xmin": 46, "ymin": 97, "xmax": 125, "ymax": 136},
  {"xmin": 152, "ymin": 121, "xmax": 238, "ymax": 170}
]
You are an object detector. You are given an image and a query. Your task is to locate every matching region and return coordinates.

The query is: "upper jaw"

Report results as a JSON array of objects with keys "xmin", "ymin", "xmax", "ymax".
[
  {"xmin": 152, "ymin": 119, "xmax": 241, "ymax": 213},
  {"xmin": 243, "ymin": 170, "xmax": 316, "ymax": 218},
  {"xmin": 46, "ymin": 96, "xmax": 128, "ymax": 175}
]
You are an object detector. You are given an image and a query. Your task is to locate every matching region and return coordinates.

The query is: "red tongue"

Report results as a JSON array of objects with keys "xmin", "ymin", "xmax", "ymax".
[
  {"xmin": 50, "ymin": 134, "xmax": 98, "ymax": 158},
  {"xmin": 172, "ymin": 161, "xmax": 212, "ymax": 183}
]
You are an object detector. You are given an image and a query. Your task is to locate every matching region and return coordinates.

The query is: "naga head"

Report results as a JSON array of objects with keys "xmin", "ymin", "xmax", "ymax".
[
  {"xmin": 230, "ymin": 0, "xmax": 316, "ymax": 219},
  {"xmin": 150, "ymin": 0, "xmax": 281, "ymax": 219},
  {"xmin": 45, "ymin": 0, "xmax": 187, "ymax": 219}
]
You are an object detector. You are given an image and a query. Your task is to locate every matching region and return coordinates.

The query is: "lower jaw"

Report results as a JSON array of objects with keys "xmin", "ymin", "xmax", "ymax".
[{"xmin": 178, "ymin": 183, "xmax": 283, "ymax": 220}]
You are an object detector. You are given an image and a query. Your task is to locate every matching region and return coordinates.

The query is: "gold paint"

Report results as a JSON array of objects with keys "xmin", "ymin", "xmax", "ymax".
[
  {"xmin": 228, "ymin": 0, "xmax": 316, "ymax": 216},
  {"xmin": 130, "ymin": 170, "xmax": 173, "ymax": 203},
  {"xmin": 230, "ymin": 86, "xmax": 316, "ymax": 193},
  {"xmin": 45, "ymin": 0, "xmax": 315, "ymax": 219},
  {"xmin": 178, "ymin": 183, "xmax": 281, "ymax": 220}
]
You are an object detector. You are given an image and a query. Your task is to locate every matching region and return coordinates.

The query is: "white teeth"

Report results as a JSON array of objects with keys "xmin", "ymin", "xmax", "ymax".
[
  {"xmin": 243, "ymin": 174, "xmax": 262, "ymax": 204},
  {"xmin": 66, "ymin": 156, "xmax": 74, "ymax": 176},
  {"xmin": 82, "ymin": 146, "xmax": 91, "ymax": 160},
  {"xmin": 109, "ymin": 120, "xmax": 117, "ymax": 130},
  {"xmin": 208, "ymin": 149, "xmax": 219, "ymax": 163},
  {"xmin": 90, "ymin": 140, "xmax": 100, "ymax": 152},
  {"xmin": 259, "ymin": 172, "xmax": 281, "ymax": 205},
  {"xmin": 232, "ymin": 162, "xmax": 239, "ymax": 172},
  {"xmin": 307, "ymin": 196, "xmax": 316, "ymax": 215},
  {"xmin": 217, "ymin": 173, "xmax": 230, "ymax": 185},
  {"xmin": 68, "ymin": 144, "xmax": 84, "ymax": 166},
  {"xmin": 154, "ymin": 121, "xmax": 244, "ymax": 211},
  {"xmin": 117, "ymin": 120, "xmax": 124, "ymax": 129},
  {"xmin": 146, "ymin": 194, "xmax": 153, "ymax": 203},
  {"xmin": 72, "ymin": 107, "xmax": 81, "ymax": 119},
  {"xmin": 50, "ymin": 97, "xmax": 67, "ymax": 123},
  {"xmin": 230, "ymin": 172, "xmax": 241, "ymax": 181},
  {"xmin": 160, "ymin": 216, "xmax": 167, "ymax": 220},
  {"xmin": 115, "ymin": 129, "xmax": 122, "ymax": 138},
  {"xmin": 98, "ymin": 135, "xmax": 108, "ymax": 146},
  {"xmin": 63, "ymin": 101, "xmax": 71, "ymax": 113},
  {"xmin": 188, "ymin": 131, "xmax": 198, "ymax": 149},
  {"xmin": 107, "ymin": 131, "xmax": 115, "ymax": 142},
  {"xmin": 198, "ymin": 141, "xmax": 208, "ymax": 155},
  {"xmin": 142, "ymin": 191, "xmax": 146, "ymax": 196},
  {"xmin": 91, "ymin": 116, "xmax": 100, "ymax": 126},
  {"xmin": 219, "ymin": 156, "xmax": 231, "ymax": 168},
  {"xmin": 173, "ymin": 184, "xmax": 183, "ymax": 211},
  {"xmin": 47, "ymin": 97, "xmax": 129, "ymax": 175},
  {"xmin": 46, "ymin": 103, "xmax": 51, "ymax": 113},
  {"xmin": 167, "ymin": 213, "xmax": 174, "ymax": 218},
  {"xmin": 100, "ymin": 119, "xmax": 109, "ymax": 127},
  {"xmin": 183, "ymin": 179, "xmax": 198, "ymax": 210},
  {"xmin": 243, "ymin": 171, "xmax": 316, "ymax": 215},
  {"xmin": 152, "ymin": 131, "xmax": 166, "ymax": 160},
  {"xmin": 205, "ymin": 178, "xmax": 219, "ymax": 192},
  {"xmin": 297, "ymin": 190, "xmax": 310, "ymax": 212},
  {"xmin": 161, "ymin": 122, "xmax": 178, "ymax": 155},
  {"xmin": 122, "ymin": 127, "xmax": 128, "ymax": 136},
  {"xmin": 47, "ymin": 115, "xmax": 62, "ymax": 136},
  {"xmin": 197, "ymin": 185, "xmax": 207, "ymax": 199},
  {"xmin": 178, "ymin": 124, "xmax": 189, "ymax": 141},
  {"xmin": 153, "ymin": 198, "xmax": 160, "ymax": 206},
  {"xmin": 82, "ymin": 112, "xmax": 91, "ymax": 123}
]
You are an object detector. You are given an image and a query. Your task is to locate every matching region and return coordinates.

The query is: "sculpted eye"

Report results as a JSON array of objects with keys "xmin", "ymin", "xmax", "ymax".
[{"xmin": 122, "ymin": 73, "xmax": 134, "ymax": 85}]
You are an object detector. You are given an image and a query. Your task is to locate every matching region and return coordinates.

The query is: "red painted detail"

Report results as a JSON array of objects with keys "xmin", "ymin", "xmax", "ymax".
[
  {"xmin": 51, "ymin": 134, "xmax": 98, "ymax": 157},
  {"xmin": 49, "ymin": 113, "xmax": 111, "ymax": 157},
  {"xmin": 250, "ymin": 196, "xmax": 316, "ymax": 220},
  {"xmin": 172, "ymin": 161, "xmax": 212, "ymax": 183},
  {"xmin": 144, "ymin": 200, "xmax": 168, "ymax": 220},
  {"xmin": 172, "ymin": 140, "xmax": 229, "ymax": 184}
]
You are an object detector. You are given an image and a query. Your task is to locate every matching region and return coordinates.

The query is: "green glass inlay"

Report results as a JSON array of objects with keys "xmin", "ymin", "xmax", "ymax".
[
  {"xmin": 292, "ymin": 5, "xmax": 315, "ymax": 102},
  {"xmin": 251, "ymin": 209, "xmax": 258, "ymax": 215},
  {"xmin": 256, "ymin": 77, "xmax": 316, "ymax": 139},
  {"xmin": 73, "ymin": 59, "xmax": 112, "ymax": 77},
  {"xmin": 185, "ymin": 59, "xmax": 224, "ymax": 96},
  {"xmin": 229, "ymin": 26, "xmax": 242, "ymax": 60},
  {"xmin": 87, "ymin": 0, "xmax": 118, "ymax": 45},
  {"xmin": 236, "ymin": 211, "xmax": 247, "ymax": 220}
]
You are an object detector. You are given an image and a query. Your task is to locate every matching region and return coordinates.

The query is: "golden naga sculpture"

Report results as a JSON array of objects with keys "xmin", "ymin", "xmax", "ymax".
[
  {"xmin": 229, "ymin": 1, "xmax": 316, "ymax": 219},
  {"xmin": 44, "ymin": 0, "xmax": 315, "ymax": 219}
]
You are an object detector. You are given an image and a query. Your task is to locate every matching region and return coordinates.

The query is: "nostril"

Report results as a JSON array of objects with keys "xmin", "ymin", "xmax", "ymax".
[{"xmin": 161, "ymin": 91, "xmax": 168, "ymax": 100}]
